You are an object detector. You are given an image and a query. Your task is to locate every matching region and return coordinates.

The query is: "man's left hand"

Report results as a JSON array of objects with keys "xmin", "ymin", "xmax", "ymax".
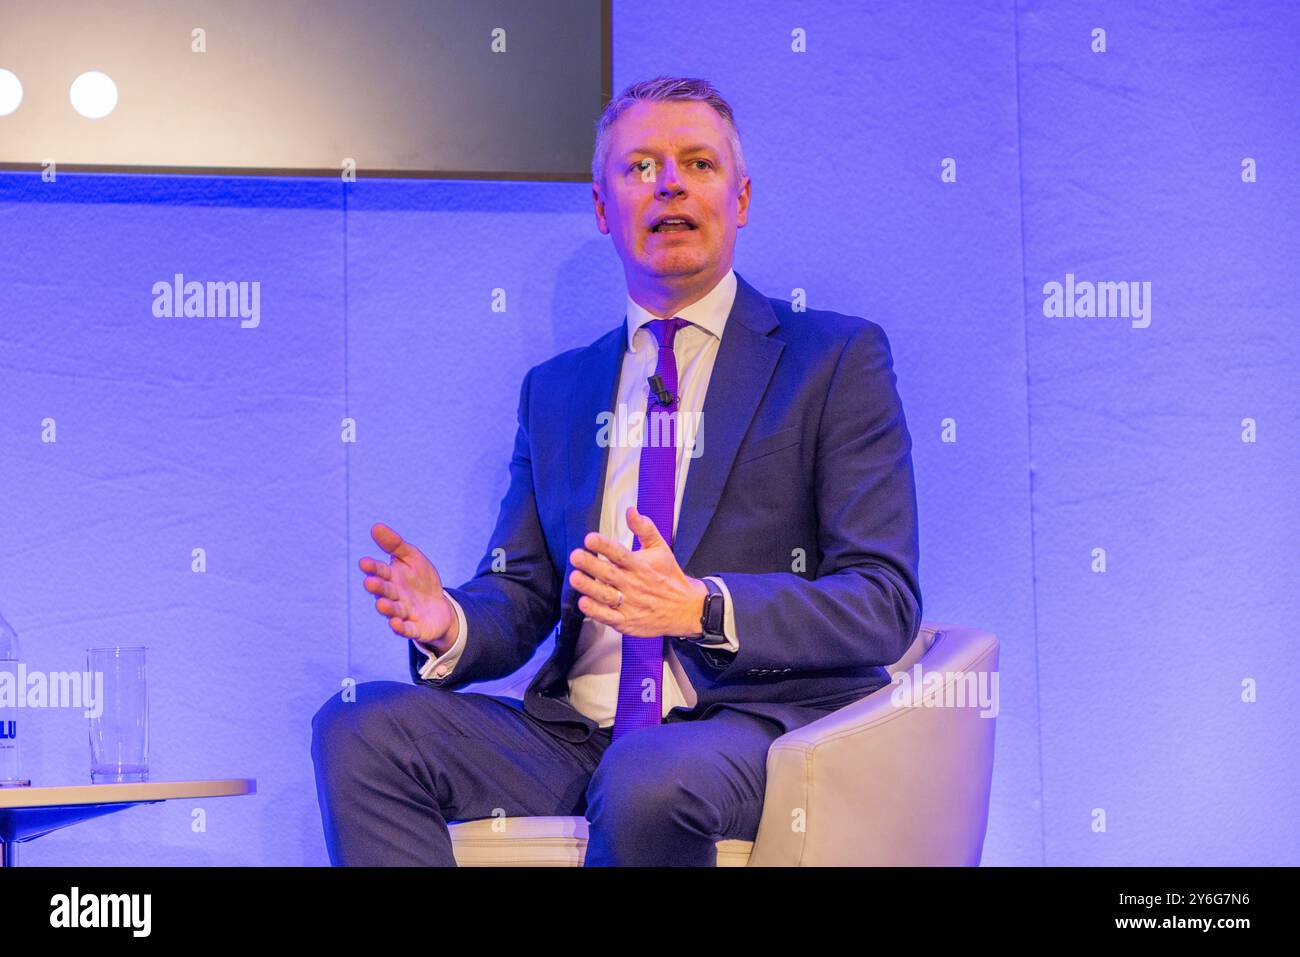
[{"xmin": 569, "ymin": 505, "xmax": 707, "ymax": 638}]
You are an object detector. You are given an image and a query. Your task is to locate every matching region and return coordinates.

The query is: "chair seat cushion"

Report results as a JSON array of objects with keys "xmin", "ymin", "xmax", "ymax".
[{"xmin": 449, "ymin": 816, "xmax": 753, "ymax": 866}]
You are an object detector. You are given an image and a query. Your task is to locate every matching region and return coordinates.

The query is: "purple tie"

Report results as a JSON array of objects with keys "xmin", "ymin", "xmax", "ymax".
[{"xmin": 612, "ymin": 316, "xmax": 689, "ymax": 741}]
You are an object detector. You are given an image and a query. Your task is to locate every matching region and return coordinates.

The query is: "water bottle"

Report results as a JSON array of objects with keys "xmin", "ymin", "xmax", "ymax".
[{"xmin": 0, "ymin": 610, "xmax": 28, "ymax": 786}]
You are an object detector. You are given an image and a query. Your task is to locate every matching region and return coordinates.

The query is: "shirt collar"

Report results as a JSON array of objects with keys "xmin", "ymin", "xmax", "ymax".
[{"xmin": 624, "ymin": 268, "xmax": 737, "ymax": 353}]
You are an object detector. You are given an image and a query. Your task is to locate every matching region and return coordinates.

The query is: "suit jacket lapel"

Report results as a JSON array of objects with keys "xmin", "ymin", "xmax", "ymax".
[
  {"xmin": 672, "ymin": 271, "xmax": 783, "ymax": 572},
  {"xmin": 563, "ymin": 324, "xmax": 625, "ymax": 622}
]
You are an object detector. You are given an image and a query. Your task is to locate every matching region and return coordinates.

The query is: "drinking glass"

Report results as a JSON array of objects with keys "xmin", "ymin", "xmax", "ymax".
[{"xmin": 87, "ymin": 646, "xmax": 148, "ymax": 783}]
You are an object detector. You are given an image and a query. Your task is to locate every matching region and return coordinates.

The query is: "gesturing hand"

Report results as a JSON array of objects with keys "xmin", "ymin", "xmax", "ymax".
[
  {"xmin": 359, "ymin": 522, "xmax": 458, "ymax": 655},
  {"xmin": 568, "ymin": 506, "xmax": 708, "ymax": 638}
]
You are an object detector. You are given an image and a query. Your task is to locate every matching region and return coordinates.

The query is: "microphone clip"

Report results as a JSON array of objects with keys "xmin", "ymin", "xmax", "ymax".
[{"xmin": 647, "ymin": 374, "xmax": 676, "ymax": 409}]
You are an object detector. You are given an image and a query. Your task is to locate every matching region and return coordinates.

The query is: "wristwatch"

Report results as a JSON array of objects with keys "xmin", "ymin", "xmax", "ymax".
[{"xmin": 691, "ymin": 578, "xmax": 730, "ymax": 648}]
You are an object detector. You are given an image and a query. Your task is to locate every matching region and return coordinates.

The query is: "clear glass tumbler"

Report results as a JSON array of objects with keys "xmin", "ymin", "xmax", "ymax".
[{"xmin": 87, "ymin": 646, "xmax": 148, "ymax": 783}]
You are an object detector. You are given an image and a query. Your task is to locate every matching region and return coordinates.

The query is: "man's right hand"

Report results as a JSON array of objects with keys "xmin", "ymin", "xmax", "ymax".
[{"xmin": 359, "ymin": 522, "xmax": 458, "ymax": 657}]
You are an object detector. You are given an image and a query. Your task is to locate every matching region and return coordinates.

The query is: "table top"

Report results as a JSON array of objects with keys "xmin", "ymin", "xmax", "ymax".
[{"xmin": 0, "ymin": 778, "xmax": 256, "ymax": 809}]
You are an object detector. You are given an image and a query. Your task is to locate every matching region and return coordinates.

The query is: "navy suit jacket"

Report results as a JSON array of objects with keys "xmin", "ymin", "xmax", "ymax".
[{"xmin": 409, "ymin": 270, "xmax": 922, "ymax": 743}]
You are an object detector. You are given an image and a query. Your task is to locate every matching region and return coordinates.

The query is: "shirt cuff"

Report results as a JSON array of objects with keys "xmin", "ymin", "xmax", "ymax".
[
  {"xmin": 700, "ymin": 576, "xmax": 739, "ymax": 653},
  {"xmin": 416, "ymin": 594, "xmax": 468, "ymax": 680}
]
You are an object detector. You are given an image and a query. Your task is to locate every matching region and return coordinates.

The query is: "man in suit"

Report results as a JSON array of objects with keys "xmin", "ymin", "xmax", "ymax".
[{"xmin": 311, "ymin": 75, "xmax": 922, "ymax": 866}]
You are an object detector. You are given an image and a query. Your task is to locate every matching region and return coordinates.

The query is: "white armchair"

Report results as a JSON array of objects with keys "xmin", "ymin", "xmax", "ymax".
[{"xmin": 449, "ymin": 620, "xmax": 998, "ymax": 866}]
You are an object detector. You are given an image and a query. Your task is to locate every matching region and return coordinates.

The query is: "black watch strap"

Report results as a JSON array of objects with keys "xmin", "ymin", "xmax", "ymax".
[{"xmin": 695, "ymin": 578, "xmax": 728, "ymax": 647}]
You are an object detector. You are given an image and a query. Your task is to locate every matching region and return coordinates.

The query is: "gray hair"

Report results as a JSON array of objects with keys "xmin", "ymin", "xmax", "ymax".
[{"xmin": 591, "ymin": 75, "xmax": 747, "ymax": 189}]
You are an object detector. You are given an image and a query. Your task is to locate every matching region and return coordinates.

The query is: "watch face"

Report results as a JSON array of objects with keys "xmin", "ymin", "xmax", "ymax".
[{"xmin": 703, "ymin": 592, "xmax": 725, "ymax": 637}]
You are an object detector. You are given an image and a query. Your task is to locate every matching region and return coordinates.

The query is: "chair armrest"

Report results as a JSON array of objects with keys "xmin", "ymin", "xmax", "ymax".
[{"xmin": 748, "ymin": 626, "xmax": 999, "ymax": 866}]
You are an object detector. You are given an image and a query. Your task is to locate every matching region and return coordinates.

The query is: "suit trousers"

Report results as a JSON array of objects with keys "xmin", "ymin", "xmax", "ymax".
[{"xmin": 311, "ymin": 679, "xmax": 828, "ymax": 866}]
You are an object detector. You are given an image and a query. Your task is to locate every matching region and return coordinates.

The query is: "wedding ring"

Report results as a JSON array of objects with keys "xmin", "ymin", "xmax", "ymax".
[{"xmin": 614, "ymin": 590, "xmax": 624, "ymax": 609}]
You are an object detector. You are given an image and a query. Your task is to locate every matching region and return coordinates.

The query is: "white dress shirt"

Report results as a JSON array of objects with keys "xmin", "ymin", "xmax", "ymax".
[{"xmin": 415, "ymin": 268, "xmax": 741, "ymax": 728}]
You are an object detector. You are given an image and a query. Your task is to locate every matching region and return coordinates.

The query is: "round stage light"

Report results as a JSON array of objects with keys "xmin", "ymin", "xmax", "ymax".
[
  {"xmin": 0, "ymin": 69, "xmax": 23, "ymax": 116},
  {"xmin": 70, "ymin": 70, "xmax": 118, "ymax": 119}
]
